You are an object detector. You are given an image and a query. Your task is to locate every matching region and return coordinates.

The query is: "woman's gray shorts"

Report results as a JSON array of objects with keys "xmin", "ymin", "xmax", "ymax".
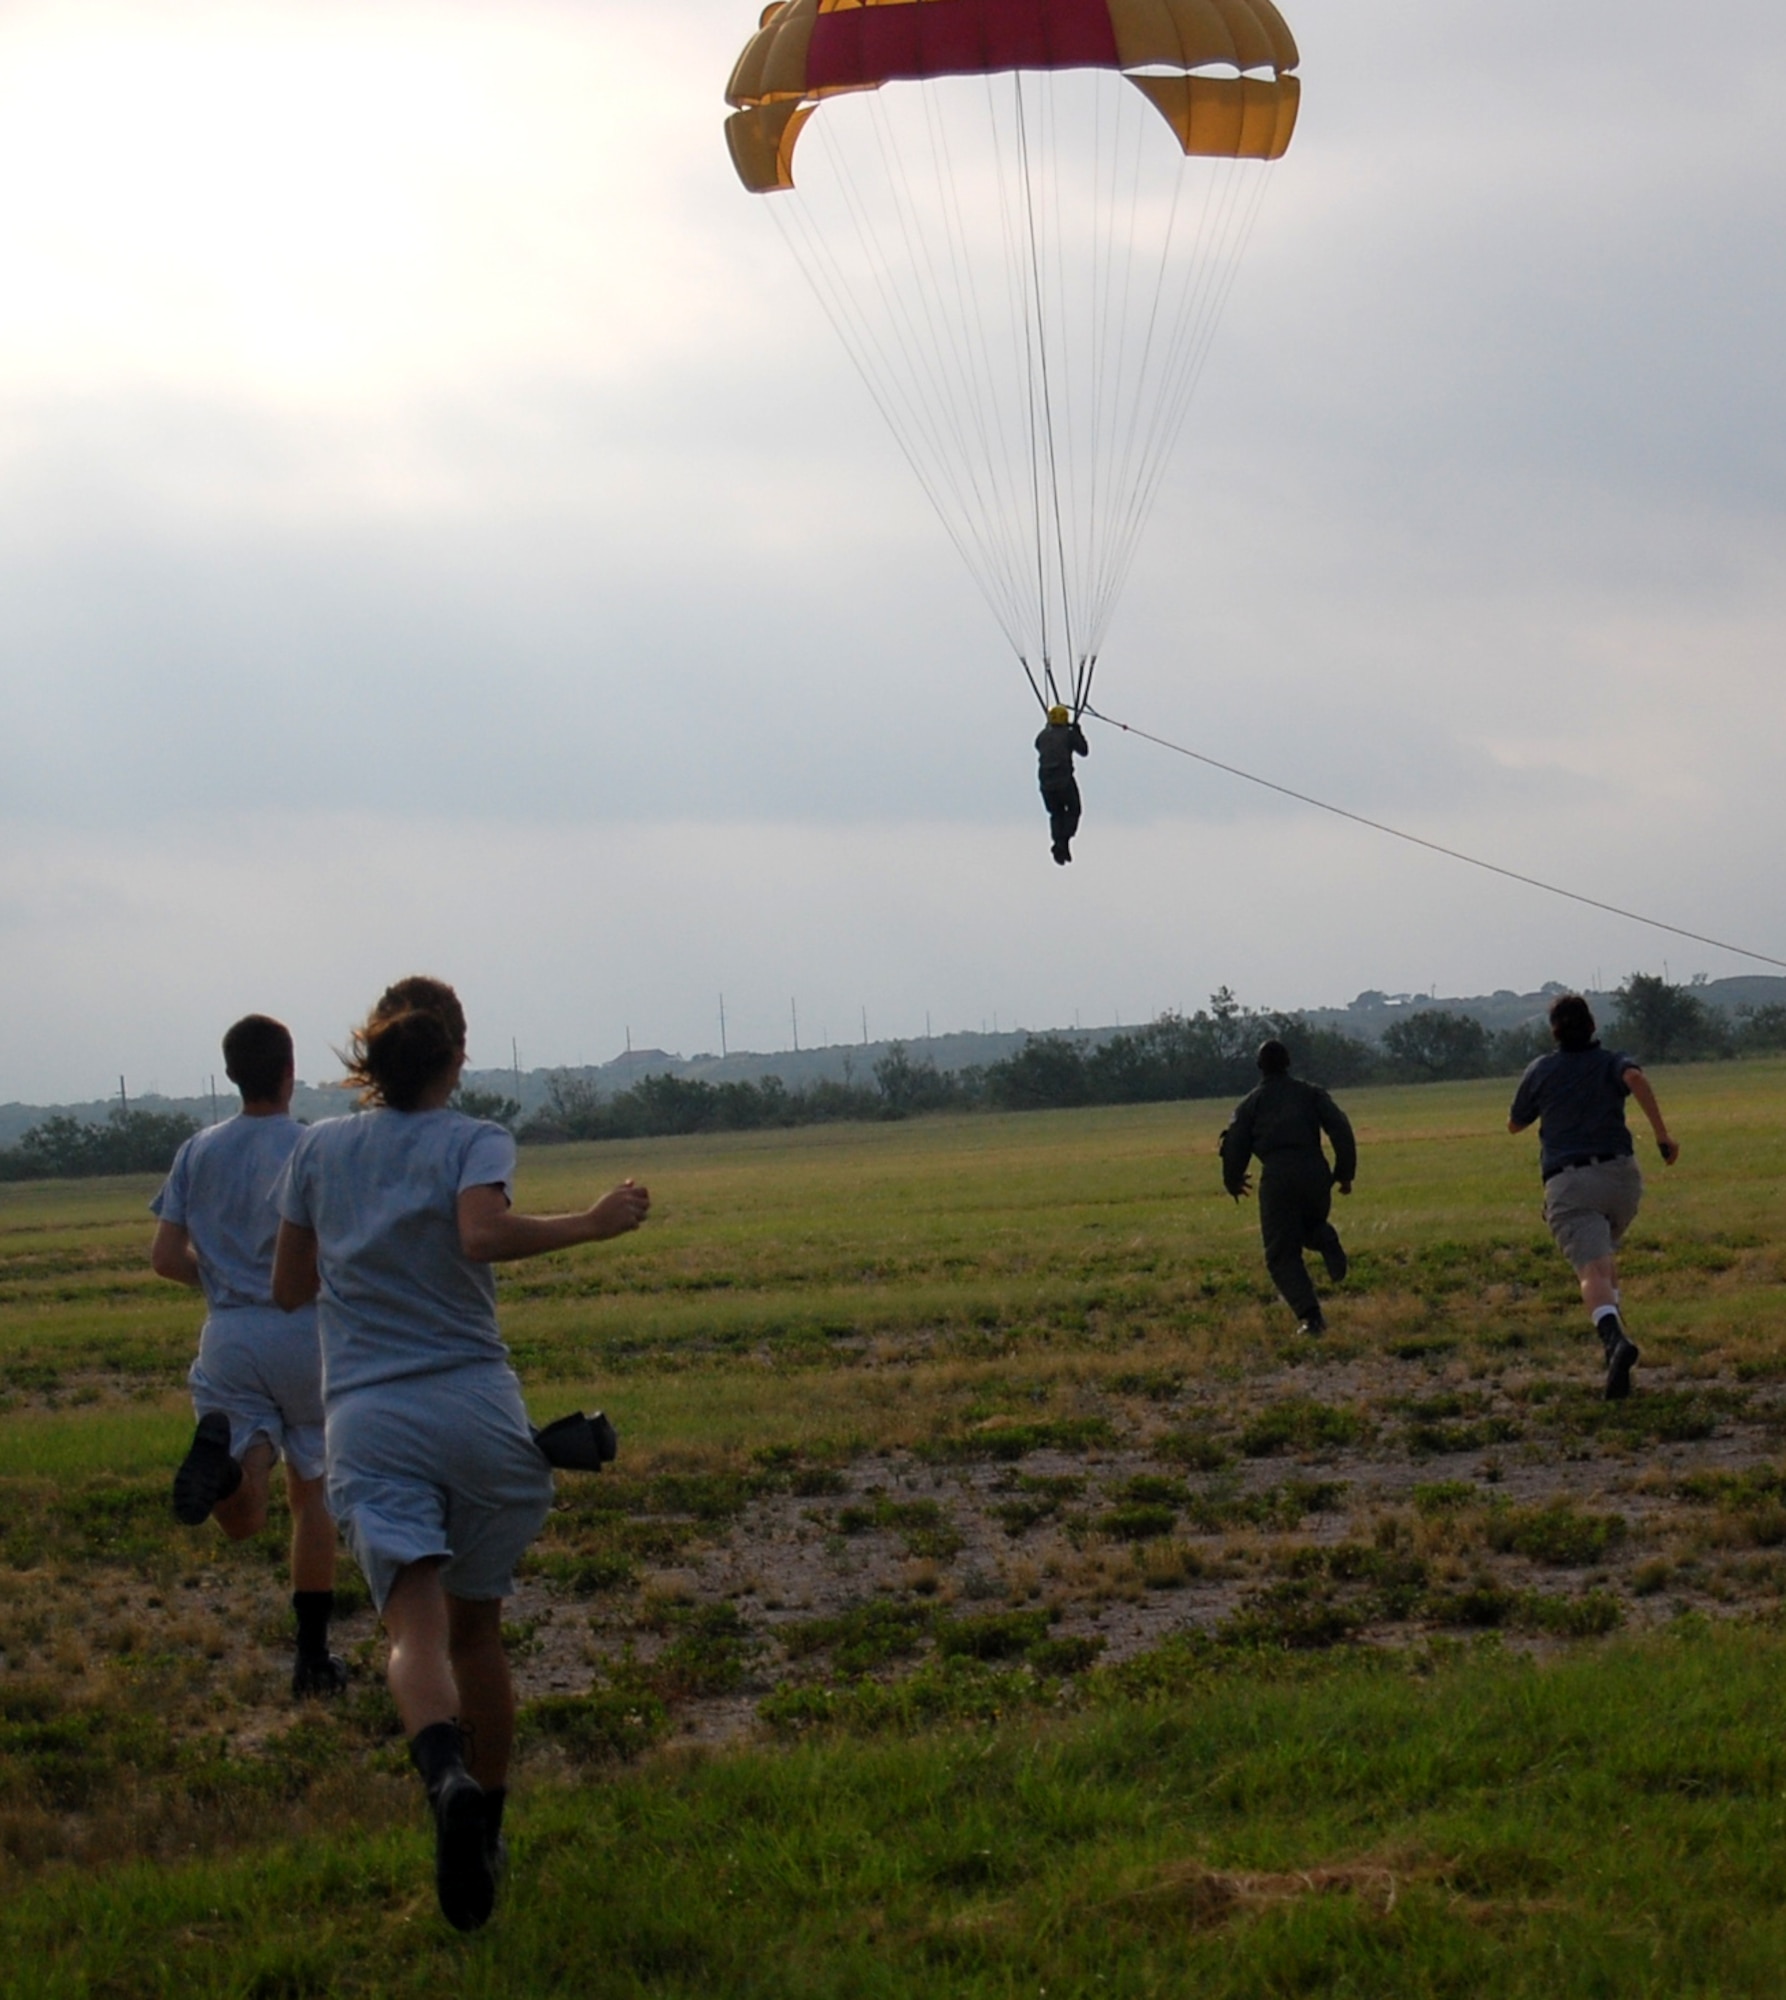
[
  {"xmin": 189, "ymin": 1305, "xmax": 326, "ymax": 1482},
  {"xmin": 1542, "ymin": 1156, "xmax": 1643, "ymax": 1272},
  {"xmin": 326, "ymin": 1363, "xmax": 552, "ymax": 1611}
]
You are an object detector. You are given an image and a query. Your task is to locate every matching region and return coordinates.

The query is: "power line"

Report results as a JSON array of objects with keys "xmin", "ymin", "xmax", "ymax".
[{"xmin": 1084, "ymin": 704, "xmax": 1786, "ymax": 973}]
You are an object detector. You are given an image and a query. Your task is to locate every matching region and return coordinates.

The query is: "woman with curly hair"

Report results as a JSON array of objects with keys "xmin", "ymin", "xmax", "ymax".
[{"xmin": 273, "ymin": 975, "xmax": 648, "ymax": 1931}]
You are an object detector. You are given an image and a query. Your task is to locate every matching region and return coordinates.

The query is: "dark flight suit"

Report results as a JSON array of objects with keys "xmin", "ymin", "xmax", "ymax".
[
  {"xmin": 1035, "ymin": 719, "xmax": 1089, "ymax": 860},
  {"xmin": 1220, "ymin": 1073, "xmax": 1358, "ymax": 1327}
]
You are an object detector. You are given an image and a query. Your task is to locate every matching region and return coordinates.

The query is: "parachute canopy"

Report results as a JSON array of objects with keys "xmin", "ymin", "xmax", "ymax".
[
  {"xmin": 726, "ymin": 0, "xmax": 1300, "ymax": 192},
  {"xmin": 723, "ymin": 0, "xmax": 1301, "ymax": 719}
]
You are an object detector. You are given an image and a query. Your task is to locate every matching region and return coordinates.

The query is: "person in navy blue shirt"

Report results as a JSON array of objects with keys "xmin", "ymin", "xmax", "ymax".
[{"xmin": 1508, "ymin": 992, "xmax": 1679, "ymax": 1399}]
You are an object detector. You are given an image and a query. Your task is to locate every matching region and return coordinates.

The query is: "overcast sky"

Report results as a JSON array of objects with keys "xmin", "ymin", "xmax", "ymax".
[{"xmin": 2, "ymin": 0, "xmax": 1782, "ymax": 1102}]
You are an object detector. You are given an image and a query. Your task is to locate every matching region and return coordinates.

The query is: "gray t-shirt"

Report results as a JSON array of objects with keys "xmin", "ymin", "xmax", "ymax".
[
  {"xmin": 152, "ymin": 1112, "xmax": 312, "ymax": 1317},
  {"xmin": 275, "ymin": 1108, "xmax": 515, "ymax": 1397}
]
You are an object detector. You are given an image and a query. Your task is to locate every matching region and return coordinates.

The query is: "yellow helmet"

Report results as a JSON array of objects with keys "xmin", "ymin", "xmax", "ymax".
[{"xmin": 1047, "ymin": 704, "xmax": 1070, "ymax": 726}]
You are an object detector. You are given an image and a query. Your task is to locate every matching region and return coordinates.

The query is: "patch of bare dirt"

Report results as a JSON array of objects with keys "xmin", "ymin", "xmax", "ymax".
[{"xmin": 34, "ymin": 1351, "xmax": 1786, "ymax": 1764}]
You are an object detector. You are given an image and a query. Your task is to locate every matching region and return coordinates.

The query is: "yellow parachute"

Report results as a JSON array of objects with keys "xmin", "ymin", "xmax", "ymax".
[{"xmin": 723, "ymin": 0, "xmax": 1302, "ymax": 717}]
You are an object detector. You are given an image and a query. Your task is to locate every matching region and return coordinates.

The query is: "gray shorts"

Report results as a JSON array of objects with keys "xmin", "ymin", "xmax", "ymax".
[
  {"xmin": 189, "ymin": 1305, "xmax": 326, "ymax": 1482},
  {"xmin": 326, "ymin": 1363, "xmax": 553, "ymax": 1611},
  {"xmin": 1542, "ymin": 1156, "xmax": 1643, "ymax": 1271}
]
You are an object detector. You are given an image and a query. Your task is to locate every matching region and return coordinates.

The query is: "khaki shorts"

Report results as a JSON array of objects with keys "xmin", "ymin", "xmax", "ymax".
[{"xmin": 1542, "ymin": 1156, "xmax": 1643, "ymax": 1271}]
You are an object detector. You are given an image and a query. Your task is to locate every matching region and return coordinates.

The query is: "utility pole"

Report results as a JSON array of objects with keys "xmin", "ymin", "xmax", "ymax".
[
  {"xmin": 512, "ymin": 1038, "xmax": 522, "ymax": 1107},
  {"xmin": 790, "ymin": 999, "xmax": 799, "ymax": 1053},
  {"xmin": 925, "ymin": 1011, "xmax": 931, "ymax": 1041},
  {"xmin": 208, "ymin": 1075, "xmax": 218, "ymax": 1126},
  {"xmin": 625, "ymin": 1026, "xmax": 632, "ymax": 1054},
  {"xmin": 719, "ymin": 993, "xmax": 728, "ymax": 1057},
  {"xmin": 118, "ymin": 1075, "xmax": 128, "ymax": 1116},
  {"xmin": 861, "ymin": 1005, "xmax": 868, "ymax": 1047}
]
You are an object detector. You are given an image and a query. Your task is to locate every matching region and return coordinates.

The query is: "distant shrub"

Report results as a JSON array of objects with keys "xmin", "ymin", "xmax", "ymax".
[
  {"xmin": 522, "ymin": 1066, "xmax": 889, "ymax": 1143},
  {"xmin": 981, "ymin": 993, "xmax": 1380, "ymax": 1113},
  {"xmin": 1382, "ymin": 1010, "xmax": 1493, "ymax": 1082},
  {"xmin": 452, "ymin": 1087, "xmax": 520, "ymax": 1128},
  {"xmin": 1608, "ymin": 972, "xmax": 1729, "ymax": 1064},
  {"xmin": 0, "ymin": 1108, "xmax": 199, "ymax": 1182},
  {"xmin": 1732, "ymin": 1004, "xmax": 1786, "ymax": 1054}
]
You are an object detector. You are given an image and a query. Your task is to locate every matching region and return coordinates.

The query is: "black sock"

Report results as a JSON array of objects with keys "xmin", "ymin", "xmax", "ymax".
[
  {"xmin": 409, "ymin": 1719, "xmax": 468, "ymax": 1795},
  {"xmin": 292, "ymin": 1590, "xmax": 334, "ymax": 1665}
]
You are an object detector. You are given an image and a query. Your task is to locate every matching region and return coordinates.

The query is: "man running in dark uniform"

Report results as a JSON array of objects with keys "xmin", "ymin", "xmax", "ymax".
[
  {"xmin": 1221, "ymin": 1039, "xmax": 1356, "ymax": 1335},
  {"xmin": 1035, "ymin": 704, "xmax": 1089, "ymax": 864}
]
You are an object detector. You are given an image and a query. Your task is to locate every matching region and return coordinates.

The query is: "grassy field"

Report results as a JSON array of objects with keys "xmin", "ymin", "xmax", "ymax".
[{"xmin": 3, "ymin": 1064, "xmax": 1785, "ymax": 1994}]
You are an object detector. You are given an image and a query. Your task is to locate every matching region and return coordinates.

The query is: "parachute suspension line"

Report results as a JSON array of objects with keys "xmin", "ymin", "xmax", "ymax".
[
  {"xmin": 1075, "ymin": 652, "xmax": 1099, "ymax": 719},
  {"xmin": 1081, "ymin": 74, "xmax": 1144, "ymax": 668},
  {"xmin": 1088, "ymin": 156, "xmax": 1263, "ymax": 649},
  {"xmin": 1009, "ymin": 76, "xmax": 1056, "ymax": 691},
  {"xmin": 1037, "ymin": 77, "xmax": 1086, "ymax": 684},
  {"xmin": 1112, "ymin": 161, "xmax": 1272, "ymax": 600},
  {"xmin": 1099, "ymin": 150, "xmax": 1267, "ymax": 643},
  {"xmin": 1089, "ymin": 130, "xmax": 1198, "ymax": 645},
  {"xmin": 1017, "ymin": 655, "xmax": 1052, "ymax": 714},
  {"xmin": 981, "ymin": 73, "xmax": 1061, "ymax": 675},
  {"xmin": 861, "ymin": 90, "xmax": 1039, "ymax": 653},
  {"xmin": 1077, "ymin": 73, "xmax": 1161, "ymax": 686},
  {"xmin": 926, "ymin": 82, "xmax": 1041, "ymax": 646},
  {"xmin": 1082, "ymin": 703, "xmax": 1786, "ymax": 972},
  {"xmin": 1041, "ymin": 74, "xmax": 1100, "ymax": 719},
  {"xmin": 863, "ymin": 95, "xmax": 1036, "ymax": 646},
  {"xmin": 914, "ymin": 82, "xmax": 1052, "ymax": 645},
  {"xmin": 767, "ymin": 120, "xmax": 1035, "ymax": 660},
  {"xmin": 1013, "ymin": 74, "xmax": 1082, "ymax": 699},
  {"xmin": 760, "ymin": 71, "xmax": 1282, "ymax": 717},
  {"xmin": 1100, "ymin": 162, "xmax": 1272, "ymax": 631}
]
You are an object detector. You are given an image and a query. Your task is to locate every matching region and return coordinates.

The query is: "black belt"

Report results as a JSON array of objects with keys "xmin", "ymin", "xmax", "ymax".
[{"xmin": 1543, "ymin": 1152, "xmax": 1629, "ymax": 1182}]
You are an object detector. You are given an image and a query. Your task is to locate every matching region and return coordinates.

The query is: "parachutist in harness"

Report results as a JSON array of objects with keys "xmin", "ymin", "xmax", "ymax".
[{"xmin": 1036, "ymin": 704, "xmax": 1089, "ymax": 864}]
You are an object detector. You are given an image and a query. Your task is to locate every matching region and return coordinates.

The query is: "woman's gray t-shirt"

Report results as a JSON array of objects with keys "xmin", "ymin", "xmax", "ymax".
[{"xmin": 276, "ymin": 1108, "xmax": 515, "ymax": 1397}]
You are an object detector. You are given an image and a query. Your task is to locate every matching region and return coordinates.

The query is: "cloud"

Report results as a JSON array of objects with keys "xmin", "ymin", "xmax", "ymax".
[
  {"xmin": 0, "ymin": 0, "xmax": 1782, "ymax": 1095},
  {"xmin": 2, "ymin": 794, "xmax": 1776, "ymax": 1103}
]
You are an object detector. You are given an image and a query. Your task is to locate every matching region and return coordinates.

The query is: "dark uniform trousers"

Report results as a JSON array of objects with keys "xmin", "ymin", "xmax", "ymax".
[
  {"xmin": 1041, "ymin": 777, "xmax": 1082, "ymax": 850},
  {"xmin": 1256, "ymin": 1155, "xmax": 1342, "ymax": 1324}
]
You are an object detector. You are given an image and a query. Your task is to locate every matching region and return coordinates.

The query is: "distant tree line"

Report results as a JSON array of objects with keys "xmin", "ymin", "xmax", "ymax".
[
  {"xmin": 5, "ymin": 975, "xmax": 1783, "ymax": 1177},
  {"xmin": 506, "ymin": 975, "xmax": 1786, "ymax": 1141},
  {"xmin": 0, "ymin": 1107, "xmax": 201, "ymax": 1182}
]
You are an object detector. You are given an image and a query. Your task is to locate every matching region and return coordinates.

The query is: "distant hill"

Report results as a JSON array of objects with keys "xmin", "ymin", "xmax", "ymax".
[
  {"xmin": 1300, "ymin": 976, "xmax": 1786, "ymax": 1046},
  {"xmin": 5, "ymin": 975, "xmax": 1782, "ymax": 1148}
]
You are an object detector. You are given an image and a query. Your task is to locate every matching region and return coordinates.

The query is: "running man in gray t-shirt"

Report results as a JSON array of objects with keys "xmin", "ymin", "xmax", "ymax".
[{"xmin": 151, "ymin": 1014, "xmax": 346, "ymax": 1697}]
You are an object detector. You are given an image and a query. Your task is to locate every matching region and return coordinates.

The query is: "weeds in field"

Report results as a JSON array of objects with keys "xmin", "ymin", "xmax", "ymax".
[{"xmin": 5, "ymin": 1072, "xmax": 1786, "ymax": 1989}]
